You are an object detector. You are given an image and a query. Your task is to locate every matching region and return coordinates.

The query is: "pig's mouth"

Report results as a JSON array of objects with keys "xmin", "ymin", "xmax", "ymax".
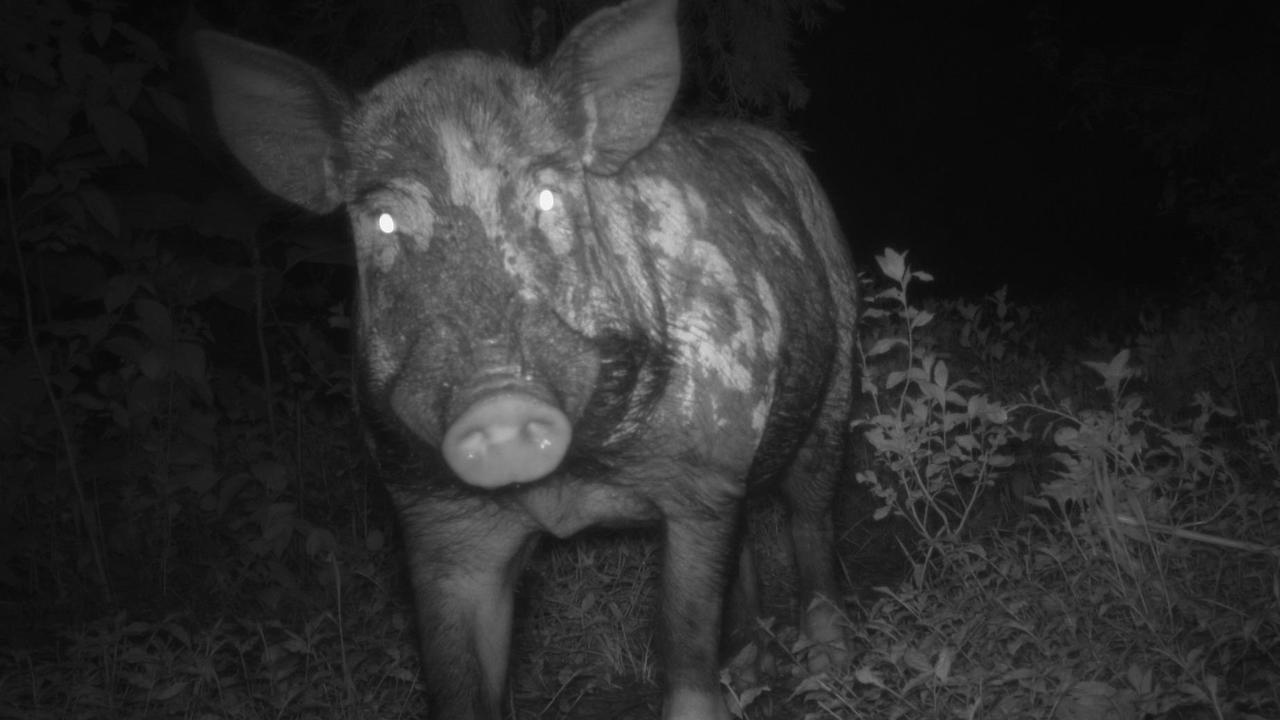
[{"xmin": 441, "ymin": 372, "xmax": 572, "ymax": 489}]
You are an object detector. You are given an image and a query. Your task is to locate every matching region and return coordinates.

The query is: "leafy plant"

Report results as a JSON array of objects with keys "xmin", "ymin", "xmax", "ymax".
[
  {"xmin": 854, "ymin": 249, "xmax": 1017, "ymax": 551},
  {"xmin": 3, "ymin": 0, "xmax": 197, "ymax": 606}
]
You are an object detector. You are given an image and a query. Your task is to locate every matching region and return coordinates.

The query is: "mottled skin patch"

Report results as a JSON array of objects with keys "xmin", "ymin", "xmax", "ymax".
[
  {"xmin": 438, "ymin": 120, "xmax": 504, "ymax": 241},
  {"xmin": 627, "ymin": 176, "xmax": 771, "ymax": 442},
  {"xmin": 745, "ymin": 197, "xmax": 804, "ymax": 259},
  {"xmin": 752, "ymin": 271, "xmax": 781, "ymax": 433}
]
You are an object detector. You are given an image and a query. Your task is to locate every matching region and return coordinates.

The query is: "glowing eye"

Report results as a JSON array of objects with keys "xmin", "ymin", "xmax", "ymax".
[
  {"xmin": 536, "ymin": 188, "xmax": 556, "ymax": 212},
  {"xmin": 377, "ymin": 212, "xmax": 396, "ymax": 234}
]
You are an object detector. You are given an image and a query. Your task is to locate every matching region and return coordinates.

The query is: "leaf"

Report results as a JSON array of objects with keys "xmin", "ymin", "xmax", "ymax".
[
  {"xmin": 1070, "ymin": 680, "xmax": 1115, "ymax": 698},
  {"xmin": 305, "ymin": 528, "xmax": 337, "ymax": 558},
  {"xmin": 115, "ymin": 22, "xmax": 165, "ymax": 67},
  {"xmin": 90, "ymin": 12, "xmax": 113, "ymax": 46},
  {"xmin": 872, "ymin": 287, "xmax": 904, "ymax": 304},
  {"xmin": 104, "ymin": 274, "xmax": 141, "ymax": 311},
  {"xmin": 88, "ymin": 104, "xmax": 147, "ymax": 164},
  {"xmin": 910, "ymin": 308, "xmax": 935, "ymax": 329},
  {"xmin": 78, "ymin": 185, "xmax": 120, "ymax": 236},
  {"xmin": 934, "ymin": 647, "xmax": 954, "ymax": 681},
  {"xmin": 146, "ymin": 87, "xmax": 189, "ymax": 130},
  {"xmin": 180, "ymin": 410, "xmax": 216, "ymax": 445},
  {"xmin": 867, "ymin": 337, "xmax": 906, "ymax": 357},
  {"xmin": 732, "ymin": 684, "xmax": 767, "ymax": 713},
  {"xmin": 1106, "ymin": 348, "xmax": 1131, "ymax": 377},
  {"xmin": 252, "ymin": 461, "xmax": 289, "ymax": 494},
  {"xmin": 1083, "ymin": 348, "xmax": 1134, "ymax": 397},
  {"xmin": 175, "ymin": 342, "xmax": 212, "ymax": 404},
  {"xmin": 151, "ymin": 681, "xmax": 189, "ymax": 701},
  {"xmin": 792, "ymin": 674, "xmax": 829, "ymax": 695},
  {"xmin": 902, "ymin": 647, "xmax": 931, "ymax": 673},
  {"xmin": 967, "ymin": 394, "xmax": 1008, "ymax": 423},
  {"xmin": 876, "ymin": 248, "xmax": 906, "ymax": 282},
  {"xmin": 919, "ymin": 379, "xmax": 945, "ymax": 408},
  {"xmin": 137, "ymin": 347, "xmax": 170, "ymax": 380},
  {"xmin": 175, "ymin": 467, "xmax": 217, "ymax": 494},
  {"xmin": 60, "ymin": 47, "xmax": 102, "ymax": 95},
  {"xmin": 104, "ymin": 334, "xmax": 144, "ymax": 362},
  {"xmin": 111, "ymin": 62, "xmax": 149, "ymax": 109},
  {"xmin": 988, "ymin": 453, "xmax": 1014, "ymax": 468},
  {"xmin": 932, "ymin": 358, "xmax": 949, "ymax": 389},
  {"xmin": 25, "ymin": 173, "xmax": 59, "ymax": 199},
  {"xmin": 134, "ymin": 298, "xmax": 172, "ymax": 343},
  {"xmin": 853, "ymin": 666, "xmax": 886, "ymax": 688}
]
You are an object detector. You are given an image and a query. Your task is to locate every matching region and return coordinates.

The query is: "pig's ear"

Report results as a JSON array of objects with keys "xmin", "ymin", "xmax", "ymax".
[
  {"xmin": 546, "ymin": 0, "xmax": 681, "ymax": 175},
  {"xmin": 193, "ymin": 31, "xmax": 350, "ymax": 213}
]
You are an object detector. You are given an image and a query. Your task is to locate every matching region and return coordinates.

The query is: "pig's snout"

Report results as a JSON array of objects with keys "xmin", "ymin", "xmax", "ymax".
[{"xmin": 442, "ymin": 392, "xmax": 571, "ymax": 487}]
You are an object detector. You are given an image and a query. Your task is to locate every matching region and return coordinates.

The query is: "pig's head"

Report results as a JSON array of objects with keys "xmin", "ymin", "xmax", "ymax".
[{"xmin": 195, "ymin": 0, "xmax": 681, "ymax": 488}]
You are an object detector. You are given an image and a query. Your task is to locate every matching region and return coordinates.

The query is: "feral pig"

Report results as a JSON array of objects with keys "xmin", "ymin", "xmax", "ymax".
[{"xmin": 195, "ymin": 0, "xmax": 858, "ymax": 717}]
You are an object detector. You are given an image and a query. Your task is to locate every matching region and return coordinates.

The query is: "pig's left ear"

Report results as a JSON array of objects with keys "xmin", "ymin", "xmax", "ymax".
[
  {"xmin": 545, "ymin": 0, "xmax": 681, "ymax": 175},
  {"xmin": 193, "ymin": 30, "xmax": 352, "ymax": 213}
]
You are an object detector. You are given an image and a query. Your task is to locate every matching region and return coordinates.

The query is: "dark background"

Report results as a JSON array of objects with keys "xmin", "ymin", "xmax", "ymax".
[
  {"xmin": 176, "ymin": 0, "xmax": 1278, "ymax": 302},
  {"xmin": 795, "ymin": 0, "xmax": 1278, "ymax": 300}
]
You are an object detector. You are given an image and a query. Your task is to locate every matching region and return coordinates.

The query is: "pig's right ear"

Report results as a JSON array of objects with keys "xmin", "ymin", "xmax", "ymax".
[
  {"xmin": 193, "ymin": 31, "xmax": 351, "ymax": 213},
  {"xmin": 545, "ymin": 0, "xmax": 681, "ymax": 175}
]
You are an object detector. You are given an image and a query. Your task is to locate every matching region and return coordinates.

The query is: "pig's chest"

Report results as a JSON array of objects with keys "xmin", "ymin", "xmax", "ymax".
[{"xmin": 514, "ymin": 476, "xmax": 661, "ymax": 538}]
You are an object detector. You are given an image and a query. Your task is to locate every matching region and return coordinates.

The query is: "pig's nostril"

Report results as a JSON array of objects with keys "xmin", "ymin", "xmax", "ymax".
[{"xmin": 526, "ymin": 421, "xmax": 556, "ymax": 450}]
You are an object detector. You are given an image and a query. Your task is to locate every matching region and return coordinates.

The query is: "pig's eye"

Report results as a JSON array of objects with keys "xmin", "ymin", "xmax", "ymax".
[
  {"xmin": 535, "ymin": 188, "xmax": 557, "ymax": 213},
  {"xmin": 377, "ymin": 212, "xmax": 397, "ymax": 235},
  {"xmin": 533, "ymin": 186, "xmax": 572, "ymax": 252}
]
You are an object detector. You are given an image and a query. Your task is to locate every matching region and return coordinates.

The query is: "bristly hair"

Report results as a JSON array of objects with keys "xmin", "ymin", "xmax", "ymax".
[{"xmin": 560, "ymin": 327, "xmax": 673, "ymax": 475}]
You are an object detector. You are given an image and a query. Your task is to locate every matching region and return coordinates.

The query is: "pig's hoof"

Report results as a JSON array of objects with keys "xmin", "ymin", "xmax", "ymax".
[{"xmin": 802, "ymin": 597, "xmax": 850, "ymax": 672}]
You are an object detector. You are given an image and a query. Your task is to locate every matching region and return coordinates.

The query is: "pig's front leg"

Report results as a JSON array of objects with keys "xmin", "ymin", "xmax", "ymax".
[
  {"xmin": 390, "ymin": 489, "xmax": 536, "ymax": 720},
  {"xmin": 658, "ymin": 485, "xmax": 741, "ymax": 720}
]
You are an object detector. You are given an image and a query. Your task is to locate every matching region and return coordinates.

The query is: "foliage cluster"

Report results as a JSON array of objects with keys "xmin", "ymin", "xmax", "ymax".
[
  {"xmin": 1, "ymin": 0, "xmax": 363, "ymax": 626},
  {"xmin": 1, "ymin": 2, "xmax": 419, "ymax": 717},
  {"xmin": 770, "ymin": 250, "xmax": 1278, "ymax": 720}
]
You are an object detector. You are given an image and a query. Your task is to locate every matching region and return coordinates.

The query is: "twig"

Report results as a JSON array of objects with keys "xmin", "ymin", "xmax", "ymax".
[{"xmin": 1114, "ymin": 514, "xmax": 1280, "ymax": 558}]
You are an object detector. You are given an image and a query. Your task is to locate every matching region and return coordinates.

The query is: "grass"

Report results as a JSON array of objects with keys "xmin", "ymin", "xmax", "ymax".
[{"xmin": 3, "ymin": 251, "xmax": 1278, "ymax": 719}]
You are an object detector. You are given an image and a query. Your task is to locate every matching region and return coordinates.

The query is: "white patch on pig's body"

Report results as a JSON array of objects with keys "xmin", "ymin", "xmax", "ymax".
[
  {"xmin": 753, "ymin": 272, "xmax": 782, "ymax": 433},
  {"xmin": 355, "ymin": 179, "xmax": 436, "ymax": 271},
  {"xmin": 363, "ymin": 333, "xmax": 395, "ymax": 382},
  {"xmin": 755, "ymin": 272, "xmax": 781, "ymax": 359},
  {"xmin": 535, "ymin": 173, "xmax": 575, "ymax": 258},
  {"xmin": 350, "ymin": 178, "xmax": 444, "ymax": 386},
  {"xmin": 670, "ymin": 306, "xmax": 753, "ymax": 392},
  {"xmin": 365, "ymin": 231, "xmax": 400, "ymax": 272},
  {"xmin": 437, "ymin": 121, "xmax": 503, "ymax": 240},
  {"xmin": 633, "ymin": 176, "xmax": 694, "ymax": 257},
  {"xmin": 436, "ymin": 122, "xmax": 547, "ymax": 306},
  {"xmin": 745, "ymin": 198, "xmax": 802, "ymax": 258},
  {"xmin": 636, "ymin": 175, "xmax": 773, "ymax": 444}
]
